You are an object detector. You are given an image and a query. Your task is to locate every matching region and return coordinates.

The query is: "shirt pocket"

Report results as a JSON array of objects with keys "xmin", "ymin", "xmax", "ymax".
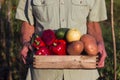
[
  {"xmin": 71, "ymin": 0, "xmax": 89, "ymax": 22},
  {"xmin": 33, "ymin": 0, "xmax": 57, "ymax": 6},
  {"xmin": 32, "ymin": 0, "xmax": 58, "ymax": 22}
]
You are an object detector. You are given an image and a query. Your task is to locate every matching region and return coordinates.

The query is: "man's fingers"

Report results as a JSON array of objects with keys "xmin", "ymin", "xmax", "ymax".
[
  {"xmin": 98, "ymin": 60, "xmax": 104, "ymax": 68},
  {"xmin": 28, "ymin": 45, "xmax": 33, "ymax": 51},
  {"xmin": 98, "ymin": 53, "xmax": 106, "ymax": 68},
  {"xmin": 22, "ymin": 56, "xmax": 26, "ymax": 64},
  {"xmin": 20, "ymin": 46, "xmax": 29, "ymax": 64}
]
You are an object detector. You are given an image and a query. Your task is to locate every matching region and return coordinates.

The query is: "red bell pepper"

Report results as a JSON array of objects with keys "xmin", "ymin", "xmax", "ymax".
[
  {"xmin": 49, "ymin": 39, "xmax": 66, "ymax": 55},
  {"xmin": 35, "ymin": 47, "xmax": 52, "ymax": 55},
  {"xmin": 41, "ymin": 29, "xmax": 56, "ymax": 46},
  {"xmin": 32, "ymin": 35, "xmax": 46, "ymax": 50}
]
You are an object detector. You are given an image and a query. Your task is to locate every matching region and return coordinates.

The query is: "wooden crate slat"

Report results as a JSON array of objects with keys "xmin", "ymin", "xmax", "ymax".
[{"xmin": 33, "ymin": 55, "xmax": 97, "ymax": 69}]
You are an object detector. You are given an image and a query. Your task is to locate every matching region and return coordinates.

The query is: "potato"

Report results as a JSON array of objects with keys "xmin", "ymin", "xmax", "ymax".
[
  {"xmin": 67, "ymin": 41, "xmax": 84, "ymax": 55},
  {"xmin": 80, "ymin": 34, "xmax": 98, "ymax": 56}
]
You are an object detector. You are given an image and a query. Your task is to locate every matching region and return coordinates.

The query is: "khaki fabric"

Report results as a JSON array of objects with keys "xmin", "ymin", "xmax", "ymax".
[
  {"xmin": 26, "ymin": 69, "xmax": 99, "ymax": 80},
  {"xmin": 16, "ymin": 0, "xmax": 107, "ymax": 35},
  {"xmin": 16, "ymin": 0, "xmax": 107, "ymax": 80}
]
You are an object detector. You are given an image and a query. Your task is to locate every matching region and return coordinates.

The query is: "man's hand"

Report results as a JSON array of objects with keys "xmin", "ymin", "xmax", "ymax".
[
  {"xmin": 97, "ymin": 42, "xmax": 107, "ymax": 68},
  {"xmin": 20, "ymin": 46, "xmax": 29, "ymax": 64},
  {"xmin": 20, "ymin": 42, "xmax": 33, "ymax": 64},
  {"xmin": 87, "ymin": 22, "xmax": 107, "ymax": 68},
  {"xmin": 20, "ymin": 21, "xmax": 35, "ymax": 64}
]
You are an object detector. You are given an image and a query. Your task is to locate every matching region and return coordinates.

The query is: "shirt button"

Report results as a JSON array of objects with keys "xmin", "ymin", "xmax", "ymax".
[
  {"xmin": 60, "ymin": 1, "xmax": 64, "ymax": 5},
  {"xmin": 42, "ymin": 1, "xmax": 45, "ymax": 4},
  {"xmin": 61, "ymin": 3, "xmax": 64, "ymax": 5},
  {"xmin": 62, "ymin": 19, "xmax": 64, "ymax": 22},
  {"xmin": 80, "ymin": 1, "xmax": 82, "ymax": 4}
]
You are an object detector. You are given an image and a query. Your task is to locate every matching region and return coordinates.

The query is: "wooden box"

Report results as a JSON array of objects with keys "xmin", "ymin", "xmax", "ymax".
[{"xmin": 33, "ymin": 55, "xmax": 98, "ymax": 69}]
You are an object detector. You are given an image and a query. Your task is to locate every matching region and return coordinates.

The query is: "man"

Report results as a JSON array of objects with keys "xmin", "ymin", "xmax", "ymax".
[{"xmin": 16, "ymin": 0, "xmax": 107, "ymax": 80}]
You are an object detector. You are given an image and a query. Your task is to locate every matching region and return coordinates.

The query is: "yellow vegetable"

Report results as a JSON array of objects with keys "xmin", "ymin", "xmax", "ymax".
[{"xmin": 66, "ymin": 28, "xmax": 81, "ymax": 42}]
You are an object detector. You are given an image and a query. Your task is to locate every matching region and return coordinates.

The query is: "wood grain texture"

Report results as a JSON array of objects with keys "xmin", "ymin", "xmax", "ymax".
[{"xmin": 33, "ymin": 55, "xmax": 97, "ymax": 69}]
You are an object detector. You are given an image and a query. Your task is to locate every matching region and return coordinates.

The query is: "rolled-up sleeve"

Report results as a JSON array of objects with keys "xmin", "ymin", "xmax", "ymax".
[
  {"xmin": 88, "ymin": 0, "xmax": 107, "ymax": 22},
  {"xmin": 16, "ymin": 0, "xmax": 34, "ymax": 25}
]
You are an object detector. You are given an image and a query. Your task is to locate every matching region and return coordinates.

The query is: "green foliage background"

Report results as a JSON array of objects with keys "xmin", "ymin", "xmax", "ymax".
[{"xmin": 0, "ymin": 0, "xmax": 120, "ymax": 80}]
